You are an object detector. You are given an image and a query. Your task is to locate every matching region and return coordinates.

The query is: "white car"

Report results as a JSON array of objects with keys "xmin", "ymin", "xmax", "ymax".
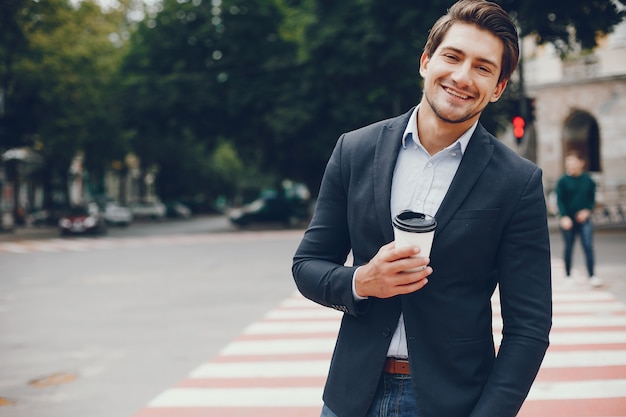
[
  {"xmin": 129, "ymin": 201, "xmax": 166, "ymax": 220},
  {"xmin": 103, "ymin": 202, "xmax": 133, "ymax": 226}
]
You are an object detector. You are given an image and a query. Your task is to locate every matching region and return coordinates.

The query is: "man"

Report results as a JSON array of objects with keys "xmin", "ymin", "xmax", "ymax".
[
  {"xmin": 292, "ymin": 1, "xmax": 552, "ymax": 416},
  {"xmin": 556, "ymin": 150, "xmax": 601, "ymax": 287}
]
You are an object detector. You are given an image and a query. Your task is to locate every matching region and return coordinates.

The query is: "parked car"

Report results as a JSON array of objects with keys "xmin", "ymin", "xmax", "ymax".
[
  {"xmin": 28, "ymin": 203, "xmax": 71, "ymax": 227},
  {"xmin": 165, "ymin": 201, "xmax": 192, "ymax": 218},
  {"xmin": 128, "ymin": 201, "xmax": 166, "ymax": 220},
  {"xmin": 103, "ymin": 201, "xmax": 133, "ymax": 226},
  {"xmin": 228, "ymin": 195, "xmax": 310, "ymax": 228},
  {"xmin": 59, "ymin": 203, "xmax": 107, "ymax": 235}
]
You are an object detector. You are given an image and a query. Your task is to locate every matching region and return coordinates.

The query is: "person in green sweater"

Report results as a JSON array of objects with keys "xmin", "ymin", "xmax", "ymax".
[{"xmin": 556, "ymin": 150, "xmax": 602, "ymax": 287}]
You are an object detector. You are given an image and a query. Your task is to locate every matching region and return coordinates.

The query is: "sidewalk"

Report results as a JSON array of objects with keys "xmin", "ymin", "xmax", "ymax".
[
  {"xmin": 0, "ymin": 225, "xmax": 58, "ymax": 242},
  {"xmin": 547, "ymin": 215, "xmax": 626, "ymax": 233}
]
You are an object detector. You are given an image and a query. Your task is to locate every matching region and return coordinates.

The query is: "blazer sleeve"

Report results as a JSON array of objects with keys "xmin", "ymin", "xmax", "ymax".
[
  {"xmin": 470, "ymin": 166, "xmax": 552, "ymax": 416},
  {"xmin": 292, "ymin": 134, "xmax": 366, "ymax": 316}
]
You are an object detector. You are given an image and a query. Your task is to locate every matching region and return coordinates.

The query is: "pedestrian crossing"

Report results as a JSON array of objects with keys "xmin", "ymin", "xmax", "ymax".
[
  {"xmin": 131, "ymin": 259, "xmax": 626, "ymax": 417},
  {"xmin": 132, "ymin": 291, "xmax": 336, "ymax": 417}
]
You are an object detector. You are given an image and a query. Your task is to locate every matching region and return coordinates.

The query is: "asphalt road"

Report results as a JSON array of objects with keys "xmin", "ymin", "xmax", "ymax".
[
  {"xmin": 0, "ymin": 216, "xmax": 624, "ymax": 417},
  {"xmin": 549, "ymin": 227, "xmax": 626, "ymax": 304},
  {"xmin": 0, "ymin": 217, "xmax": 303, "ymax": 417}
]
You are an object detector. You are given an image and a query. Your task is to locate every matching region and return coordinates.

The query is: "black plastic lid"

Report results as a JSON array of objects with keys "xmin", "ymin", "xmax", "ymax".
[{"xmin": 392, "ymin": 211, "xmax": 437, "ymax": 233}]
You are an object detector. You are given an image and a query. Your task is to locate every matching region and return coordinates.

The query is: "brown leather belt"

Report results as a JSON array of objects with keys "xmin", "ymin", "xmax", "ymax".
[{"xmin": 383, "ymin": 358, "xmax": 411, "ymax": 375}]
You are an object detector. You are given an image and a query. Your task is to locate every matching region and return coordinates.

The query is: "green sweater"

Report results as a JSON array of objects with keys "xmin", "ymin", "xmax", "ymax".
[{"xmin": 556, "ymin": 172, "xmax": 596, "ymax": 218}]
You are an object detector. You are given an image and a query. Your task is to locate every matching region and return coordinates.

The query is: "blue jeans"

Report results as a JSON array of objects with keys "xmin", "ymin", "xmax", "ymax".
[
  {"xmin": 561, "ymin": 219, "xmax": 595, "ymax": 277},
  {"xmin": 321, "ymin": 374, "xmax": 419, "ymax": 417}
]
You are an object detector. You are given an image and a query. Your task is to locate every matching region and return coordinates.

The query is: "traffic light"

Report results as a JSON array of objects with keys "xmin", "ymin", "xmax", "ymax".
[
  {"xmin": 525, "ymin": 97, "xmax": 536, "ymax": 123},
  {"xmin": 512, "ymin": 115, "xmax": 525, "ymax": 145}
]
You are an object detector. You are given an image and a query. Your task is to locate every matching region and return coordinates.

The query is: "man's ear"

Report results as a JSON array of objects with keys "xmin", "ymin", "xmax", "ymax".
[
  {"xmin": 490, "ymin": 79, "xmax": 508, "ymax": 102},
  {"xmin": 419, "ymin": 52, "xmax": 430, "ymax": 78}
]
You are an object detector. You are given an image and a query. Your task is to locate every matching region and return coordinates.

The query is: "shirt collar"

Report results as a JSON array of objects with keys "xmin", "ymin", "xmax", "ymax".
[{"xmin": 401, "ymin": 105, "xmax": 477, "ymax": 155}]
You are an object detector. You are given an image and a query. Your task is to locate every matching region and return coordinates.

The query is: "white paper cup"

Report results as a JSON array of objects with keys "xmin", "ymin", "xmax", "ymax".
[{"xmin": 392, "ymin": 211, "xmax": 437, "ymax": 272}]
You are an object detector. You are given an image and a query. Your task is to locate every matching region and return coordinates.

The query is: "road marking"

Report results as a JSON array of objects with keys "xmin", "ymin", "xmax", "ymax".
[
  {"xmin": 244, "ymin": 321, "xmax": 343, "ymax": 335},
  {"xmin": 148, "ymin": 387, "xmax": 324, "ymax": 407},
  {"xmin": 189, "ymin": 361, "xmax": 331, "ymax": 379},
  {"xmin": 541, "ymin": 350, "xmax": 626, "ymax": 367},
  {"xmin": 528, "ymin": 379, "xmax": 626, "ymax": 400},
  {"xmin": 221, "ymin": 338, "xmax": 338, "ymax": 356}
]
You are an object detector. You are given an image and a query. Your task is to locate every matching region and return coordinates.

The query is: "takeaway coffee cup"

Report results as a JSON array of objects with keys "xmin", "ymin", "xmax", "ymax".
[{"xmin": 392, "ymin": 210, "xmax": 437, "ymax": 271}]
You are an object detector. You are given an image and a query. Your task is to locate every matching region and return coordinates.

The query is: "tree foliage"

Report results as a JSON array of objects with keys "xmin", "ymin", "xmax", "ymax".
[
  {"xmin": 1, "ymin": 0, "xmax": 128, "ymax": 203},
  {"xmin": 2, "ymin": 0, "xmax": 624, "ymax": 207},
  {"xmin": 118, "ymin": 0, "xmax": 301, "ymax": 200},
  {"xmin": 502, "ymin": 0, "xmax": 625, "ymax": 53}
]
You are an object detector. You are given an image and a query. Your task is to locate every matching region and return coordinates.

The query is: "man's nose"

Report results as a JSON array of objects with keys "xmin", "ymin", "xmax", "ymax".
[{"xmin": 451, "ymin": 61, "xmax": 472, "ymax": 85}]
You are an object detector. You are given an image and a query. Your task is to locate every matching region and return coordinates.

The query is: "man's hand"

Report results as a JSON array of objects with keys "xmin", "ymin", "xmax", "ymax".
[
  {"xmin": 354, "ymin": 242, "xmax": 432, "ymax": 299},
  {"xmin": 559, "ymin": 216, "xmax": 573, "ymax": 230},
  {"xmin": 575, "ymin": 209, "xmax": 591, "ymax": 223}
]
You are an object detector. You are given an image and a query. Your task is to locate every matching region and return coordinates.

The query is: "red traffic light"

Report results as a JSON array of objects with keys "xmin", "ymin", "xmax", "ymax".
[{"xmin": 512, "ymin": 115, "xmax": 525, "ymax": 139}]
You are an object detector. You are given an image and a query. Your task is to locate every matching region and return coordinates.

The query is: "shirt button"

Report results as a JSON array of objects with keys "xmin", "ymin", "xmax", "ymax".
[
  {"xmin": 451, "ymin": 152, "xmax": 458, "ymax": 157},
  {"xmin": 427, "ymin": 162, "xmax": 433, "ymax": 168}
]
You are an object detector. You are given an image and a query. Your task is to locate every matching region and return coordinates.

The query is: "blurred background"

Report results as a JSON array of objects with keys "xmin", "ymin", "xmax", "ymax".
[{"xmin": 1, "ymin": 0, "xmax": 625, "ymax": 232}]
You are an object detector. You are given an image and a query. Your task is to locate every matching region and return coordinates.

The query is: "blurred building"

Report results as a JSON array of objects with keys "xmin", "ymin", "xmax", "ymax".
[
  {"xmin": 1, "ymin": 147, "xmax": 44, "ymax": 227},
  {"xmin": 522, "ymin": 18, "xmax": 626, "ymax": 224}
]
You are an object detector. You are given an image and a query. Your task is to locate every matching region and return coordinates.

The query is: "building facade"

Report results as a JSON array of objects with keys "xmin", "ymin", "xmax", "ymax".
[{"xmin": 522, "ymin": 19, "xmax": 626, "ymax": 223}]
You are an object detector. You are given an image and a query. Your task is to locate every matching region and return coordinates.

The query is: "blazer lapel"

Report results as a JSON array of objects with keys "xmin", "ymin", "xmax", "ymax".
[
  {"xmin": 373, "ymin": 109, "xmax": 413, "ymax": 242},
  {"xmin": 434, "ymin": 124, "xmax": 494, "ymax": 235}
]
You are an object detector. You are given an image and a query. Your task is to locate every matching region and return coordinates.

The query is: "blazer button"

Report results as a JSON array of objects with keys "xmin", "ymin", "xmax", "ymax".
[{"xmin": 382, "ymin": 327, "xmax": 391, "ymax": 337}]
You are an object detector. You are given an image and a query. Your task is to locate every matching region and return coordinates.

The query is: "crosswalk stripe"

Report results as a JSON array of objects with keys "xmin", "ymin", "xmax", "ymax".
[
  {"xmin": 0, "ymin": 242, "xmax": 30, "ymax": 253},
  {"xmin": 552, "ymin": 292, "xmax": 617, "ymax": 301},
  {"xmin": 189, "ymin": 361, "xmax": 331, "ymax": 378},
  {"xmin": 528, "ymin": 378, "xmax": 626, "ymax": 400},
  {"xmin": 221, "ymin": 338, "xmax": 337, "ymax": 356},
  {"xmin": 492, "ymin": 315, "xmax": 626, "ymax": 329},
  {"xmin": 493, "ymin": 301, "xmax": 626, "ymax": 314},
  {"xmin": 546, "ymin": 331, "xmax": 626, "ymax": 345},
  {"xmin": 148, "ymin": 387, "xmax": 324, "ymax": 407},
  {"xmin": 244, "ymin": 321, "xmax": 342, "ymax": 335},
  {"xmin": 541, "ymin": 350, "xmax": 626, "ymax": 367},
  {"xmin": 264, "ymin": 309, "xmax": 343, "ymax": 320}
]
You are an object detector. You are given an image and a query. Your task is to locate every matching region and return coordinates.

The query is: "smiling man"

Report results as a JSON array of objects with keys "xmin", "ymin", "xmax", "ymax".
[{"xmin": 292, "ymin": 1, "xmax": 552, "ymax": 417}]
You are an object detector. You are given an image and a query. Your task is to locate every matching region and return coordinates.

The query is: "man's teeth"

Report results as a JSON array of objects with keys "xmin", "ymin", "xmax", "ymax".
[{"xmin": 445, "ymin": 88, "xmax": 469, "ymax": 99}]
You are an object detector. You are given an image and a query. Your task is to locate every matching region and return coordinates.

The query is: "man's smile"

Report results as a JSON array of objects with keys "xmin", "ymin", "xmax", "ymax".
[{"xmin": 444, "ymin": 86, "xmax": 471, "ymax": 100}]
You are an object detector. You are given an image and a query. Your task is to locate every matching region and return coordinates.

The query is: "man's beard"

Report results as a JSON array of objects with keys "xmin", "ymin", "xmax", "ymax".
[{"xmin": 424, "ymin": 91, "xmax": 485, "ymax": 124}]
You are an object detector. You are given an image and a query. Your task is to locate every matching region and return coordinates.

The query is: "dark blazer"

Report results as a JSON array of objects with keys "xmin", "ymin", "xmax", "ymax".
[{"xmin": 292, "ymin": 108, "xmax": 552, "ymax": 417}]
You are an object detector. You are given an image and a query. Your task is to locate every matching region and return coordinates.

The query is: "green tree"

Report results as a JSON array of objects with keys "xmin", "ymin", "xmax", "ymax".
[
  {"xmin": 502, "ymin": 0, "xmax": 625, "ymax": 52},
  {"xmin": 119, "ymin": 0, "xmax": 300, "ymax": 201},
  {"xmin": 0, "ymin": 0, "xmax": 30, "ymax": 150},
  {"xmin": 118, "ymin": 0, "xmax": 624, "ymax": 200},
  {"xmin": 2, "ymin": 0, "xmax": 128, "ymax": 206},
  {"xmin": 119, "ymin": 0, "xmax": 229, "ymax": 200},
  {"xmin": 279, "ymin": 0, "xmax": 624, "ymax": 194}
]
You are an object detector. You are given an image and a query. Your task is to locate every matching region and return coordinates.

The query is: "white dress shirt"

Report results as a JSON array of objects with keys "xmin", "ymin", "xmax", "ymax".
[{"xmin": 353, "ymin": 105, "xmax": 477, "ymax": 358}]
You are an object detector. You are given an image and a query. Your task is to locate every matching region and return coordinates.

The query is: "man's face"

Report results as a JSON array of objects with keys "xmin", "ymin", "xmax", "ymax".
[
  {"xmin": 419, "ymin": 23, "xmax": 507, "ymax": 125},
  {"xmin": 565, "ymin": 155, "xmax": 585, "ymax": 176}
]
